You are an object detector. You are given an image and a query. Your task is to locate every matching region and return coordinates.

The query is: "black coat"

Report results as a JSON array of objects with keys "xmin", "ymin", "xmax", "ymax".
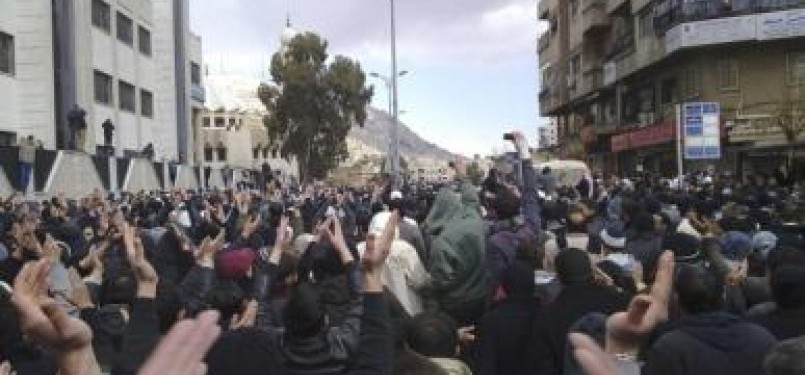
[
  {"xmin": 644, "ymin": 311, "xmax": 776, "ymax": 375},
  {"xmin": 528, "ymin": 284, "xmax": 629, "ymax": 375},
  {"xmin": 751, "ymin": 307, "xmax": 805, "ymax": 341},
  {"xmin": 478, "ymin": 297, "xmax": 539, "ymax": 375}
]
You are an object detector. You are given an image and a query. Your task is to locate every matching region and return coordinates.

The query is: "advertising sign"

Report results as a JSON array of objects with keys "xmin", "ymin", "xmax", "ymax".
[{"xmin": 683, "ymin": 102, "xmax": 721, "ymax": 160}]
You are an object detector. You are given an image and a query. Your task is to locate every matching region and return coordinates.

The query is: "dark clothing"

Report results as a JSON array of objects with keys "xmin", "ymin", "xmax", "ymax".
[
  {"xmin": 643, "ymin": 311, "xmax": 777, "ymax": 375},
  {"xmin": 347, "ymin": 293, "xmax": 392, "ymax": 375},
  {"xmin": 751, "ymin": 307, "xmax": 805, "ymax": 340},
  {"xmin": 625, "ymin": 233, "xmax": 663, "ymax": 267},
  {"xmin": 478, "ymin": 297, "xmax": 539, "ymax": 375},
  {"xmin": 113, "ymin": 298, "xmax": 161, "ymax": 375},
  {"xmin": 529, "ymin": 284, "xmax": 630, "ymax": 375}
]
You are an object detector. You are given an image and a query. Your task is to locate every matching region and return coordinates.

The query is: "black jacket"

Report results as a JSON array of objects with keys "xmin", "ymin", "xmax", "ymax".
[
  {"xmin": 644, "ymin": 311, "xmax": 777, "ymax": 375},
  {"xmin": 478, "ymin": 297, "xmax": 539, "ymax": 375},
  {"xmin": 751, "ymin": 306, "xmax": 805, "ymax": 341},
  {"xmin": 529, "ymin": 284, "xmax": 629, "ymax": 375}
]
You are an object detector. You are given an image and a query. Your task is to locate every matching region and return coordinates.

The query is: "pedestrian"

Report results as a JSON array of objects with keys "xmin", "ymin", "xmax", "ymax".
[
  {"xmin": 102, "ymin": 119, "xmax": 115, "ymax": 147},
  {"xmin": 17, "ymin": 135, "xmax": 37, "ymax": 193},
  {"xmin": 67, "ymin": 104, "xmax": 87, "ymax": 151}
]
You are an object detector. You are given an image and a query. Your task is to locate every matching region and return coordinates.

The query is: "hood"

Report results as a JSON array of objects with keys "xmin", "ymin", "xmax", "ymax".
[
  {"xmin": 677, "ymin": 311, "xmax": 752, "ymax": 351},
  {"xmin": 424, "ymin": 188, "xmax": 462, "ymax": 234}
]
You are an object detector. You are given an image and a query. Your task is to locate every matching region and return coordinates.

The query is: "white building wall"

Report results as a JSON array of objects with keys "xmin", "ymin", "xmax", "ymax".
[
  {"xmin": 151, "ymin": 0, "xmax": 179, "ymax": 160},
  {"xmin": 0, "ymin": 0, "xmax": 19, "ymax": 139},
  {"xmin": 10, "ymin": 0, "xmax": 56, "ymax": 147}
]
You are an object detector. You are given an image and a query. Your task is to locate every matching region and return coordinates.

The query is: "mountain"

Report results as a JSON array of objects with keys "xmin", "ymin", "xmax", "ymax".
[{"xmin": 347, "ymin": 107, "xmax": 459, "ymax": 164}]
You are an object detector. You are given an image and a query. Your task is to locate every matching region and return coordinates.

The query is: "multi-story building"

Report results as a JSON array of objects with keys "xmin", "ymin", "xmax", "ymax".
[
  {"xmin": 539, "ymin": 121, "xmax": 559, "ymax": 149},
  {"xmin": 538, "ymin": 0, "xmax": 805, "ymax": 177},
  {"xmin": 196, "ymin": 74, "xmax": 298, "ymax": 180},
  {"xmin": 0, "ymin": 0, "xmax": 202, "ymax": 161}
]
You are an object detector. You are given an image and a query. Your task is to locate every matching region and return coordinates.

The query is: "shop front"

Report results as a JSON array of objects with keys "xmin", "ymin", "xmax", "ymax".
[{"xmin": 611, "ymin": 122, "xmax": 678, "ymax": 177}]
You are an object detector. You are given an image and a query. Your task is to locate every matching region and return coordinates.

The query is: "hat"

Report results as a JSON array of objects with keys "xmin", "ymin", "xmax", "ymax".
[
  {"xmin": 720, "ymin": 231, "xmax": 753, "ymax": 261},
  {"xmin": 368, "ymin": 211, "xmax": 400, "ymax": 238},
  {"xmin": 600, "ymin": 222, "xmax": 626, "ymax": 249},
  {"xmin": 752, "ymin": 231, "xmax": 778, "ymax": 260},
  {"xmin": 215, "ymin": 248, "xmax": 256, "ymax": 279},
  {"xmin": 555, "ymin": 248, "xmax": 593, "ymax": 285}
]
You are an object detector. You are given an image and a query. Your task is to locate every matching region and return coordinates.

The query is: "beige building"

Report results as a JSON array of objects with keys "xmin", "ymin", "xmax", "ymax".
[
  {"xmin": 538, "ymin": 0, "xmax": 805, "ymax": 177},
  {"xmin": 196, "ymin": 74, "xmax": 298, "ymax": 179}
]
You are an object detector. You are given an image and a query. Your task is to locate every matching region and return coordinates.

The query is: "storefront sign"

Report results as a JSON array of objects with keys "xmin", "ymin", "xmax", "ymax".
[
  {"xmin": 665, "ymin": 15, "xmax": 756, "ymax": 54},
  {"xmin": 683, "ymin": 102, "xmax": 721, "ymax": 159},
  {"xmin": 610, "ymin": 122, "xmax": 676, "ymax": 152},
  {"xmin": 758, "ymin": 9, "xmax": 805, "ymax": 40}
]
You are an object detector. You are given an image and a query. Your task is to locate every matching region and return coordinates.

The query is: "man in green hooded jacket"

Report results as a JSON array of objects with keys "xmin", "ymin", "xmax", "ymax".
[{"xmin": 424, "ymin": 161, "xmax": 488, "ymax": 326}]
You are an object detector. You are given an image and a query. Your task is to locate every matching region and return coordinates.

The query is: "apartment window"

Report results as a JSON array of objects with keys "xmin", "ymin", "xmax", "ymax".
[
  {"xmin": 228, "ymin": 118, "xmax": 236, "ymax": 128},
  {"xmin": 94, "ymin": 70, "xmax": 113, "ymax": 105},
  {"xmin": 138, "ymin": 26, "xmax": 151, "ymax": 56},
  {"xmin": 253, "ymin": 147, "xmax": 259, "ymax": 159},
  {"xmin": 116, "ymin": 13, "xmax": 134, "ymax": 46},
  {"xmin": 140, "ymin": 89, "xmax": 153, "ymax": 118},
  {"xmin": 92, "ymin": 0, "xmax": 111, "ymax": 32},
  {"xmin": 202, "ymin": 117, "xmax": 211, "ymax": 127},
  {"xmin": 272, "ymin": 149, "xmax": 278, "ymax": 159},
  {"xmin": 214, "ymin": 117, "xmax": 225, "ymax": 128},
  {"xmin": 119, "ymin": 81, "xmax": 135, "ymax": 112},
  {"xmin": 571, "ymin": 55, "xmax": 581, "ymax": 77},
  {"xmin": 570, "ymin": 0, "xmax": 578, "ymax": 17},
  {"xmin": 717, "ymin": 58, "xmax": 739, "ymax": 90},
  {"xmin": 0, "ymin": 31, "xmax": 14, "ymax": 75},
  {"xmin": 787, "ymin": 52, "xmax": 805, "ymax": 84},
  {"xmin": 262, "ymin": 148, "xmax": 269, "ymax": 158},
  {"xmin": 204, "ymin": 146, "xmax": 213, "ymax": 162},
  {"xmin": 217, "ymin": 146, "xmax": 227, "ymax": 161},
  {"xmin": 191, "ymin": 63, "xmax": 201, "ymax": 85}
]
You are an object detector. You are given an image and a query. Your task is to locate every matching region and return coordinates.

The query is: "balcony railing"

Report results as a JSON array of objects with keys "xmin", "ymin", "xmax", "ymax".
[
  {"xmin": 581, "ymin": 0, "xmax": 610, "ymax": 35},
  {"xmin": 610, "ymin": 32, "xmax": 636, "ymax": 58},
  {"xmin": 581, "ymin": 68, "xmax": 604, "ymax": 95},
  {"xmin": 538, "ymin": 33, "xmax": 551, "ymax": 53},
  {"xmin": 654, "ymin": 0, "xmax": 805, "ymax": 34}
]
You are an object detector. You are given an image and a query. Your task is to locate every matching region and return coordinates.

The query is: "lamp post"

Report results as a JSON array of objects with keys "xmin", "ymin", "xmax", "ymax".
[{"xmin": 370, "ymin": 69, "xmax": 408, "ymax": 184}]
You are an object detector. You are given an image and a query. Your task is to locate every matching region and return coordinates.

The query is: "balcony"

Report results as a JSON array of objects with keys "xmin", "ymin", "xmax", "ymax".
[
  {"xmin": 654, "ymin": 0, "xmax": 805, "ymax": 35},
  {"xmin": 191, "ymin": 84, "xmax": 206, "ymax": 103},
  {"xmin": 539, "ymin": 0, "xmax": 555, "ymax": 20},
  {"xmin": 581, "ymin": 68, "xmax": 604, "ymax": 95},
  {"xmin": 610, "ymin": 32, "xmax": 635, "ymax": 58},
  {"xmin": 607, "ymin": 0, "xmax": 630, "ymax": 14},
  {"xmin": 538, "ymin": 33, "xmax": 551, "ymax": 53},
  {"xmin": 582, "ymin": 0, "xmax": 611, "ymax": 35}
]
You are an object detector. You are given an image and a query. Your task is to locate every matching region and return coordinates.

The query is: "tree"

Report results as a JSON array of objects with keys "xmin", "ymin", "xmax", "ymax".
[{"xmin": 258, "ymin": 32, "xmax": 373, "ymax": 182}]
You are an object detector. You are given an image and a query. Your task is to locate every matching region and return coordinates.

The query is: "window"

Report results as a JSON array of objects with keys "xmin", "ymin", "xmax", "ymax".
[
  {"xmin": 661, "ymin": 78, "xmax": 677, "ymax": 104},
  {"xmin": 228, "ymin": 118, "xmax": 236, "ymax": 128},
  {"xmin": 570, "ymin": 0, "xmax": 578, "ymax": 17},
  {"xmin": 94, "ymin": 70, "xmax": 113, "ymax": 105},
  {"xmin": 217, "ymin": 147, "xmax": 227, "ymax": 161},
  {"xmin": 140, "ymin": 89, "xmax": 153, "ymax": 118},
  {"xmin": 272, "ymin": 149, "xmax": 278, "ymax": 158},
  {"xmin": 787, "ymin": 52, "xmax": 805, "ymax": 84},
  {"xmin": 138, "ymin": 26, "xmax": 151, "ymax": 56},
  {"xmin": 204, "ymin": 146, "xmax": 213, "ymax": 162},
  {"xmin": 214, "ymin": 117, "xmax": 225, "ymax": 128},
  {"xmin": 717, "ymin": 58, "xmax": 739, "ymax": 90},
  {"xmin": 116, "ymin": 13, "xmax": 133, "ymax": 46},
  {"xmin": 119, "ymin": 81, "xmax": 135, "ymax": 112},
  {"xmin": 92, "ymin": 0, "xmax": 111, "ymax": 32},
  {"xmin": 0, "ymin": 31, "xmax": 14, "ymax": 75},
  {"xmin": 191, "ymin": 63, "xmax": 201, "ymax": 85},
  {"xmin": 253, "ymin": 147, "xmax": 259, "ymax": 159},
  {"xmin": 262, "ymin": 148, "xmax": 269, "ymax": 158},
  {"xmin": 202, "ymin": 117, "xmax": 211, "ymax": 127}
]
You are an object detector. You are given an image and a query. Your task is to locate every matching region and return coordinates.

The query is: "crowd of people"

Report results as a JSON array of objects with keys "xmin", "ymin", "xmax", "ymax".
[{"xmin": 0, "ymin": 131, "xmax": 804, "ymax": 375}]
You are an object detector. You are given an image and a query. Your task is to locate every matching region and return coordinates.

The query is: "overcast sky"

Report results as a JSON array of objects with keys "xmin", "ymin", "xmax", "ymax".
[{"xmin": 190, "ymin": 0, "xmax": 546, "ymax": 157}]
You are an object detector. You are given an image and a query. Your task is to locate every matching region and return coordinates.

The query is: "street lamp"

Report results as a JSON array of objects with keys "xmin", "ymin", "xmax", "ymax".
[{"xmin": 370, "ymin": 69, "xmax": 408, "ymax": 185}]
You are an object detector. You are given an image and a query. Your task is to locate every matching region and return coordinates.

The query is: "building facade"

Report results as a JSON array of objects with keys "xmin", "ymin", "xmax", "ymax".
[
  {"xmin": 196, "ymin": 74, "xmax": 298, "ymax": 180},
  {"xmin": 0, "ymin": 0, "xmax": 202, "ymax": 161},
  {"xmin": 538, "ymin": 0, "xmax": 805, "ymax": 177}
]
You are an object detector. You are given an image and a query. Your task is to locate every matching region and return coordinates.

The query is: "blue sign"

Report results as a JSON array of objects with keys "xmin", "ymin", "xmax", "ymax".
[{"xmin": 683, "ymin": 102, "xmax": 721, "ymax": 160}]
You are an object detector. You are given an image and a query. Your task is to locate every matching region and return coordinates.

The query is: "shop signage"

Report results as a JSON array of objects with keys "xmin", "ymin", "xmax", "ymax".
[
  {"xmin": 758, "ymin": 9, "xmax": 805, "ymax": 40},
  {"xmin": 683, "ymin": 102, "xmax": 721, "ymax": 159},
  {"xmin": 610, "ymin": 122, "xmax": 676, "ymax": 152}
]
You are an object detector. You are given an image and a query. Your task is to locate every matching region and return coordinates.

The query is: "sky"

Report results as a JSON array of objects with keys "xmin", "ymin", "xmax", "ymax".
[{"xmin": 190, "ymin": 0, "xmax": 548, "ymax": 157}]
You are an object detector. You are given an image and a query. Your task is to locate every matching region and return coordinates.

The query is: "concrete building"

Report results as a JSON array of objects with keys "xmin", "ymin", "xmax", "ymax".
[
  {"xmin": 197, "ymin": 74, "xmax": 298, "ymax": 180},
  {"xmin": 0, "ymin": 0, "xmax": 202, "ymax": 161},
  {"xmin": 538, "ymin": 0, "xmax": 805, "ymax": 177},
  {"xmin": 538, "ymin": 121, "xmax": 559, "ymax": 149}
]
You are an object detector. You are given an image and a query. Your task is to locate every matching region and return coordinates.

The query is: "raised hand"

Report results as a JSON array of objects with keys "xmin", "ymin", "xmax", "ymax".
[
  {"xmin": 325, "ymin": 216, "xmax": 353, "ymax": 265},
  {"xmin": 0, "ymin": 361, "xmax": 15, "ymax": 375},
  {"xmin": 122, "ymin": 222, "xmax": 158, "ymax": 297},
  {"xmin": 570, "ymin": 333, "xmax": 626, "ymax": 375},
  {"xmin": 12, "ymin": 259, "xmax": 100, "ymax": 375},
  {"xmin": 137, "ymin": 310, "xmax": 221, "ymax": 375},
  {"xmin": 240, "ymin": 213, "xmax": 261, "ymax": 240},
  {"xmin": 230, "ymin": 299, "xmax": 258, "ymax": 330},
  {"xmin": 198, "ymin": 229, "xmax": 226, "ymax": 268},
  {"xmin": 361, "ymin": 210, "xmax": 399, "ymax": 292}
]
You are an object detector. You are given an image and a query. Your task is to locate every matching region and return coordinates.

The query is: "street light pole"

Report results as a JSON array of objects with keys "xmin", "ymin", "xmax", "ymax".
[{"xmin": 390, "ymin": 0, "xmax": 400, "ymax": 188}]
